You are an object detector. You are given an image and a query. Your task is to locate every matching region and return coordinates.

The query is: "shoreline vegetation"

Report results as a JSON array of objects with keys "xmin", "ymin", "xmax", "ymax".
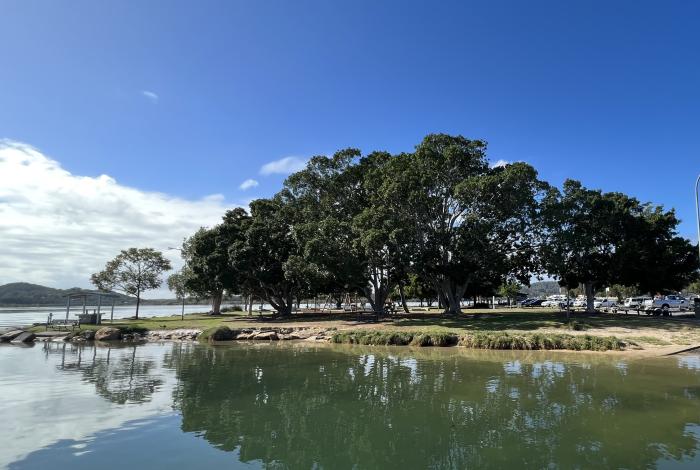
[{"xmin": 8, "ymin": 307, "xmax": 700, "ymax": 354}]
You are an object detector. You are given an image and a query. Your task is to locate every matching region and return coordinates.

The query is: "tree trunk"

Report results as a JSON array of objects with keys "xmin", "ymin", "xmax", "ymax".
[
  {"xmin": 363, "ymin": 285, "xmax": 389, "ymax": 315},
  {"xmin": 247, "ymin": 295, "xmax": 253, "ymax": 315},
  {"xmin": 398, "ymin": 282, "xmax": 410, "ymax": 313},
  {"xmin": 584, "ymin": 282, "xmax": 595, "ymax": 312},
  {"xmin": 437, "ymin": 279, "xmax": 466, "ymax": 315},
  {"xmin": 135, "ymin": 288, "xmax": 141, "ymax": 319},
  {"xmin": 335, "ymin": 294, "xmax": 343, "ymax": 310},
  {"xmin": 211, "ymin": 291, "xmax": 223, "ymax": 315}
]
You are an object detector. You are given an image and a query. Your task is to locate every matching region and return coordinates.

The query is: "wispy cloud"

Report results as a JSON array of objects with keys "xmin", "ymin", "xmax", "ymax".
[
  {"xmin": 141, "ymin": 90, "xmax": 159, "ymax": 103},
  {"xmin": 239, "ymin": 178, "xmax": 259, "ymax": 190},
  {"xmin": 0, "ymin": 140, "xmax": 235, "ymax": 295},
  {"xmin": 260, "ymin": 156, "xmax": 307, "ymax": 175},
  {"xmin": 490, "ymin": 159, "xmax": 510, "ymax": 168}
]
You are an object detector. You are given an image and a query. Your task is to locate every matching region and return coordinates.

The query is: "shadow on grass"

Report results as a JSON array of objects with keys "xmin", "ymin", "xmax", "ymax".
[{"xmin": 394, "ymin": 310, "xmax": 700, "ymax": 333}]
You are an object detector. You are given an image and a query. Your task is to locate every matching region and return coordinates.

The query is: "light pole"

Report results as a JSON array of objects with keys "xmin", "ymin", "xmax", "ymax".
[
  {"xmin": 696, "ymin": 174, "xmax": 700, "ymax": 269},
  {"xmin": 165, "ymin": 247, "xmax": 186, "ymax": 320}
]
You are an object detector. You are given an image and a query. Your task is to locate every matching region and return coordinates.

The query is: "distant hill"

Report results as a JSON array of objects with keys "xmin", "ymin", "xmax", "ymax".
[
  {"xmin": 0, "ymin": 282, "xmax": 137, "ymax": 306},
  {"xmin": 524, "ymin": 281, "xmax": 563, "ymax": 298}
]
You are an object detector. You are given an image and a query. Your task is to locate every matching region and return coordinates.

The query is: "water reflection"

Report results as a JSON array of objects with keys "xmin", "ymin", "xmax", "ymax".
[
  {"xmin": 41, "ymin": 341, "xmax": 165, "ymax": 404},
  {"xmin": 3, "ymin": 343, "xmax": 700, "ymax": 469},
  {"xmin": 169, "ymin": 345, "xmax": 700, "ymax": 469}
]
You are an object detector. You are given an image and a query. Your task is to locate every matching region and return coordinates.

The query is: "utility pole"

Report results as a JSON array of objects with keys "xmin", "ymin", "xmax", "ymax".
[{"xmin": 695, "ymin": 174, "xmax": 700, "ymax": 269}]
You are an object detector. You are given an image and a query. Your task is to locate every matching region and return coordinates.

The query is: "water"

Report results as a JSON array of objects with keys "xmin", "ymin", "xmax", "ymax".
[
  {"xmin": 0, "ymin": 304, "xmax": 221, "ymax": 329},
  {"xmin": 1, "ymin": 342, "xmax": 700, "ymax": 469}
]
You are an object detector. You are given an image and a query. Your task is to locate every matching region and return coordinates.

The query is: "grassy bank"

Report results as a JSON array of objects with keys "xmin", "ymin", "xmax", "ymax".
[
  {"xmin": 26, "ymin": 307, "xmax": 700, "ymax": 352},
  {"xmin": 330, "ymin": 330, "xmax": 626, "ymax": 351}
]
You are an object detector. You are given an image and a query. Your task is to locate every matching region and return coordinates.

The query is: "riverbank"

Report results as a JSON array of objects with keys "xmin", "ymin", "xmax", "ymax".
[{"xmin": 4, "ymin": 307, "xmax": 697, "ymax": 354}]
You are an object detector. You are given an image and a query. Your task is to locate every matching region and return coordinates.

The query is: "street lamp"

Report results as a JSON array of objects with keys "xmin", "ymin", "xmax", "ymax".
[
  {"xmin": 696, "ymin": 174, "xmax": 700, "ymax": 268},
  {"xmin": 165, "ymin": 247, "xmax": 186, "ymax": 319}
]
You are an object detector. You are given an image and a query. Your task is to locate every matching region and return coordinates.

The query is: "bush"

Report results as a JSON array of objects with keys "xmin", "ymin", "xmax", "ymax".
[
  {"xmin": 459, "ymin": 332, "xmax": 624, "ymax": 351},
  {"xmin": 410, "ymin": 332, "xmax": 459, "ymax": 347},
  {"xmin": 199, "ymin": 326, "xmax": 235, "ymax": 342},
  {"xmin": 221, "ymin": 306, "xmax": 243, "ymax": 313},
  {"xmin": 331, "ymin": 330, "xmax": 625, "ymax": 351}
]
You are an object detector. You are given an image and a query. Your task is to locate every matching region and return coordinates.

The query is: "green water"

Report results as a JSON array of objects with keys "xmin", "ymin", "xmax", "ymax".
[{"xmin": 2, "ymin": 342, "xmax": 700, "ymax": 469}]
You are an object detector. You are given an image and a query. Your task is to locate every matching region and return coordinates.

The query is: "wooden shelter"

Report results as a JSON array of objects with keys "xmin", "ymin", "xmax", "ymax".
[{"xmin": 63, "ymin": 292, "xmax": 118, "ymax": 325}]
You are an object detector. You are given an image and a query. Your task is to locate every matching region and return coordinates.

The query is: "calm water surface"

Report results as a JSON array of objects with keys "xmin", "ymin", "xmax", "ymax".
[
  {"xmin": 0, "ymin": 304, "xmax": 221, "ymax": 328},
  {"xmin": 1, "ymin": 342, "xmax": 700, "ymax": 469}
]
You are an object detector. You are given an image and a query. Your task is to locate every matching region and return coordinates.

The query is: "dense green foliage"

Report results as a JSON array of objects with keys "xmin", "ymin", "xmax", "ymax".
[
  {"xmin": 541, "ymin": 180, "xmax": 699, "ymax": 311},
  {"xmin": 179, "ymin": 133, "xmax": 698, "ymax": 317}
]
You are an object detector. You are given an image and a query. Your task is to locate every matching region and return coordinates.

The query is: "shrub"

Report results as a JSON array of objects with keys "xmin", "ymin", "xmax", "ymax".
[
  {"xmin": 199, "ymin": 326, "xmax": 235, "ymax": 342},
  {"xmin": 331, "ymin": 330, "xmax": 625, "ymax": 351}
]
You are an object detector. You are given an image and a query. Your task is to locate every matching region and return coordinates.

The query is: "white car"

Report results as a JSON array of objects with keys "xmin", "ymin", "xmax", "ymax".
[
  {"xmin": 593, "ymin": 298, "xmax": 616, "ymax": 309},
  {"xmin": 643, "ymin": 295, "xmax": 688, "ymax": 315},
  {"xmin": 623, "ymin": 297, "xmax": 650, "ymax": 308},
  {"xmin": 572, "ymin": 299, "xmax": 587, "ymax": 308}
]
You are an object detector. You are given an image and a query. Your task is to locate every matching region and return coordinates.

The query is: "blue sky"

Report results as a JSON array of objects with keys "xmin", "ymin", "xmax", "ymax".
[{"xmin": 1, "ymin": 0, "xmax": 699, "ymax": 290}]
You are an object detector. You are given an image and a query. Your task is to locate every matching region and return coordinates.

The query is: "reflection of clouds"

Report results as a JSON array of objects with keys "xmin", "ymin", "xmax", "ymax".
[
  {"xmin": 503, "ymin": 360, "xmax": 522, "ymax": 375},
  {"xmin": 615, "ymin": 361, "xmax": 629, "ymax": 375},
  {"xmin": 485, "ymin": 378, "xmax": 500, "ymax": 393},
  {"xmin": 678, "ymin": 354, "xmax": 700, "ymax": 371},
  {"xmin": 0, "ymin": 344, "xmax": 178, "ymax": 467},
  {"xmin": 531, "ymin": 361, "xmax": 565, "ymax": 379},
  {"xmin": 360, "ymin": 354, "xmax": 376, "ymax": 377}
]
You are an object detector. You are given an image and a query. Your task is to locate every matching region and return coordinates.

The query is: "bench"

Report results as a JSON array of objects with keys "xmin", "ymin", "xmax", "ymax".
[{"xmin": 47, "ymin": 318, "xmax": 80, "ymax": 331}]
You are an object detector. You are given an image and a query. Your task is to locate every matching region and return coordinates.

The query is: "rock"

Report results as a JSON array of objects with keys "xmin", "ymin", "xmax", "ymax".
[
  {"xmin": 253, "ymin": 331, "xmax": 278, "ymax": 340},
  {"xmin": 95, "ymin": 327, "xmax": 122, "ymax": 341},
  {"xmin": 81, "ymin": 330, "xmax": 96, "ymax": 340},
  {"xmin": 11, "ymin": 332, "xmax": 36, "ymax": 343},
  {"xmin": 0, "ymin": 330, "xmax": 25, "ymax": 342}
]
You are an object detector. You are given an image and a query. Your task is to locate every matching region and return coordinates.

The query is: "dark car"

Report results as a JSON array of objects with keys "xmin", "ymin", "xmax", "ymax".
[{"xmin": 522, "ymin": 299, "xmax": 544, "ymax": 307}]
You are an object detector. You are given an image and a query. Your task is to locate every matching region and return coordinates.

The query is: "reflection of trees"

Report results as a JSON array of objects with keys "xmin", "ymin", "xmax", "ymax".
[
  {"xmin": 170, "ymin": 344, "xmax": 700, "ymax": 469},
  {"xmin": 42, "ymin": 342, "xmax": 164, "ymax": 404}
]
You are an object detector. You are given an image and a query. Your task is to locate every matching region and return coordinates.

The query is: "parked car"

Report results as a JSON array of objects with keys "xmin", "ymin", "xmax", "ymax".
[
  {"xmin": 623, "ymin": 296, "xmax": 651, "ymax": 308},
  {"xmin": 525, "ymin": 299, "xmax": 545, "ymax": 307},
  {"xmin": 643, "ymin": 295, "xmax": 689, "ymax": 315},
  {"xmin": 572, "ymin": 299, "xmax": 587, "ymax": 308},
  {"xmin": 593, "ymin": 298, "xmax": 617, "ymax": 309}
]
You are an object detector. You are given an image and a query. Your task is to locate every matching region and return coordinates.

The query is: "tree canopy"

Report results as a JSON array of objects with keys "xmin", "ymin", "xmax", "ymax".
[
  {"xmin": 176, "ymin": 133, "xmax": 698, "ymax": 316},
  {"xmin": 91, "ymin": 248, "xmax": 172, "ymax": 319}
]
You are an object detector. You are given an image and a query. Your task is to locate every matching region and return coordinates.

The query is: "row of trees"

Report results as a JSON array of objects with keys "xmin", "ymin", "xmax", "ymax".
[{"xmin": 170, "ymin": 134, "xmax": 697, "ymax": 315}]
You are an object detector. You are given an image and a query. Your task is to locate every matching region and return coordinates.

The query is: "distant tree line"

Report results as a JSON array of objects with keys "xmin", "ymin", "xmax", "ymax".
[{"xmin": 172, "ymin": 134, "xmax": 699, "ymax": 315}]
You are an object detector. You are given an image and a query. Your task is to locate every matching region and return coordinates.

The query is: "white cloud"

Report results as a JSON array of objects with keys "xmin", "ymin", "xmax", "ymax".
[
  {"xmin": 141, "ymin": 90, "xmax": 159, "ymax": 103},
  {"xmin": 239, "ymin": 178, "xmax": 259, "ymax": 190},
  {"xmin": 259, "ymin": 156, "xmax": 307, "ymax": 175},
  {"xmin": 491, "ymin": 159, "xmax": 510, "ymax": 168},
  {"xmin": 0, "ymin": 140, "xmax": 234, "ymax": 296}
]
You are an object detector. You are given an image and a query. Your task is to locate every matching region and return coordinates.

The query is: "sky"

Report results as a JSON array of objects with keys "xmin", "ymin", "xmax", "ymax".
[{"xmin": 1, "ymin": 0, "xmax": 699, "ymax": 297}]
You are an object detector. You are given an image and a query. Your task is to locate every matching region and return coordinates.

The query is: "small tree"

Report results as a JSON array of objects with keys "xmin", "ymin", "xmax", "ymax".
[
  {"xmin": 91, "ymin": 248, "xmax": 172, "ymax": 319},
  {"xmin": 498, "ymin": 281, "xmax": 523, "ymax": 307},
  {"xmin": 168, "ymin": 269, "xmax": 192, "ymax": 320}
]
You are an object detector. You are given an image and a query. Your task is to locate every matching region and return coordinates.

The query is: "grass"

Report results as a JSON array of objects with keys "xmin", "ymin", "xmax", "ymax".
[
  {"xmin": 26, "ymin": 306, "xmax": 698, "ymax": 352},
  {"xmin": 331, "ymin": 330, "xmax": 626, "ymax": 351},
  {"xmin": 627, "ymin": 336, "xmax": 672, "ymax": 346}
]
